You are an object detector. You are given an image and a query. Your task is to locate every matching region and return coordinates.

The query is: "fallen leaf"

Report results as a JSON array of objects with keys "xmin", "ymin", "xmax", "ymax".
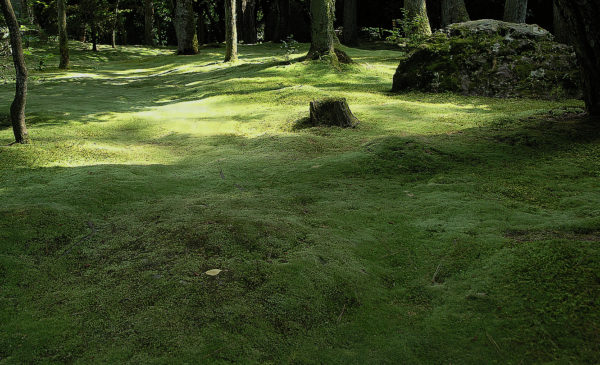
[{"xmin": 205, "ymin": 269, "xmax": 222, "ymax": 276}]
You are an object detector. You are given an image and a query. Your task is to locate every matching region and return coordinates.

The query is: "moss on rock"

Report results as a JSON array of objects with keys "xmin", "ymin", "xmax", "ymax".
[{"xmin": 392, "ymin": 19, "xmax": 581, "ymax": 99}]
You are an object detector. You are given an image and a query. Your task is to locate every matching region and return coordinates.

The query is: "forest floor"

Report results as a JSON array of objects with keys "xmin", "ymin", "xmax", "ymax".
[{"xmin": 0, "ymin": 42, "xmax": 599, "ymax": 364}]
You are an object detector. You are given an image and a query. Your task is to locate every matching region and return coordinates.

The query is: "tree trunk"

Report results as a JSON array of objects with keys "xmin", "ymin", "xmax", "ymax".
[
  {"xmin": 57, "ymin": 0, "xmax": 69, "ymax": 69},
  {"xmin": 307, "ymin": 0, "xmax": 337, "ymax": 62},
  {"xmin": 144, "ymin": 0, "xmax": 155, "ymax": 46},
  {"xmin": 174, "ymin": 0, "xmax": 198, "ymax": 54},
  {"xmin": 91, "ymin": 21, "xmax": 98, "ymax": 51},
  {"xmin": 441, "ymin": 0, "xmax": 469, "ymax": 27},
  {"xmin": 552, "ymin": 0, "xmax": 571, "ymax": 45},
  {"xmin": 404, "ymin": 0, "xmax": 432, "ymax": 35},
  {"xmin": 277, "ymin": 0, "xmax": 290, "ymax": 41},
  {"xmin": 555, "ymin": 0, "xmax": 600, "ymax": 116},
  {"xmin": 503, "ymin": 0, "xmax": 527, "ymax": 23},
  {"xmin": 264, "ymin": 0, "xmax": 289, "ymax": 42},
  {"xmin": 342, "ymin": 0, "xmax": 358, "ymax": 46},
  {"xmin": 224, "ymin": 0, "xmax": 238, "ymax": 61},
  {"xmin": 111, "ymin": 0, "xmax": 119, "ymax": 48},
  {"xmin": 0, "ymin": 0, "xmax": 29, "ymax": 144},
  {"xmin": 197, "ymin": 7, "xmax": 207, "ymax": 44},
  {"xmin": 239, "ymin": 0, "xmax": 257, "ymax": 44}
]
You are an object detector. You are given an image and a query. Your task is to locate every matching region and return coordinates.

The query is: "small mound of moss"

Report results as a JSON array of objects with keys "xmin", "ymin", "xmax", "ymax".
[{"xmin": 392, "ymin": 20, "xmax": 581, "ymax": 100}]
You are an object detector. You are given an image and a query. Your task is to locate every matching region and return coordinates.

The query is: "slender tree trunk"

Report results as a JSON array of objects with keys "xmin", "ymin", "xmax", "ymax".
[
  {"xmin": 174, "ymin": 0, "xmax": 198, "ymax": 54},
  {"xmin": 91, "ymin": 20, "xmax": 98, "ymax": 51},
  {"xmin": 144, "ymin": 0, "xmax": 155, "ymax": 46},
  {"xmin": 441, "ymin": 0, "xmax": 469, "ymax": 27},
  {"xmin": 239, "ymin": 0, "xmax": 257, "ymax": 44},
  {"xmin": 197, "ymin": 7, "xmax": 207, "ymax": 44},
  {"xmin": 57, "ymin": 0, "xmax": 69, "ymax": 69},
  {"xmin": 342, "ymin": 0, "xmax": 358, "ymax": 46},
  {"xmin": 0, "ymin": 0, "xmax": 29, "ymax": 144},
  {"xmin": 111, "ymin": 0, "xmax": 119, "ymax": 48},
  {"xmin": 555, "ymin": 0, "xmax": 600, "ymax": 116},
  {"xmin": 503, "ymin": 0, "xmax": 527, "ymax": 23},
  {"xmin": 404, "ymin": 0, "xmax": 432, "ymax": 35},
  {"xmin": 264, "ymin": 0, "xmax": 278, "ymax": 41},
  {"xmin": 277, "ymin": 0, "xmax": 290, "ymax": 41},
  {"xmin": 224, "ymin": 0, "xmax": 238, "ymax": 61}
]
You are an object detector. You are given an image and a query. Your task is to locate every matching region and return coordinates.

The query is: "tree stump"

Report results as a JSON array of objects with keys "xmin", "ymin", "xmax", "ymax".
[{"xmin": 309, "ymin": 98, "xmax": 359, "ymax": 128}]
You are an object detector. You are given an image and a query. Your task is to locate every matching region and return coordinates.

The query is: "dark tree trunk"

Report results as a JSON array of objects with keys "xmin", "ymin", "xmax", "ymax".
[
  {"xmin": 264, "ymin": 0, "xmax": 278, "ymax": 41},
  {"xmin": 552, "ymin": 0, "xmax": 571, "ymax": 45},
  {"xmin": 404, "ymin": 0, "xmax": 432, "ymax": 35},
  {"xmin": 197, "ymin": 8, "xmax": 207, "ymax": 44},
  {"xmin": 555, "ymin": 0, "xmax": 600, "ymax": 116},
  {"xmin": 0, "ymin": 0, "xmax": 29, "ymax": 144},
  {"xmin": 91, "ymin": 21, "xmax": 98, "ymax": 51},
  {"xmin": 277, "ymin": 0, "xmax": 290, "ymax": 41},
  {"xmin": 216, "ymin": 0, "xmax": 226, "ymax": 42},
  {"xmin": 503, "ymin": 0, "xmax": 527, "ymax": 23},
  {"xmin": 265, "ymin": 0, "xmax": 289, "ymax": 42},
  {"xmin": 441, "ymin": 0, "xmax": 469, "ymax": 27},
  {"xmin": 342, "ymin": 0, "xmax": 358, "ymax": 46},
  {"xmin": 144, "ymin": 0, "xmax": 155, "ymax": 46},
  {"xmin": 225, "ymin": 0, "xmax": 238, "ymax": 61},
  {"xmin": 239, "ymin": 0, "xmax": 257, "ymax": 43},
  {"xmin": 174, "ymin": 0, "xmax": 198, "ymax": 54},
  {"xmin": 80, "ymin": 23, "xmax": 87, "ymax": 42},
  {"xmin": 57, "ymin": 0, "xmax": 69, "ymax": 69},
  {"xmin": 111, "ymin": 0, "xmax": 119, "ymax": 48}
]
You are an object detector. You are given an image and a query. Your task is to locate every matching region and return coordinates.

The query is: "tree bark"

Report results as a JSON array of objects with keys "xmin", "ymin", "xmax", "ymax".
[
  {"xmin": 0, "ymin": 0, "xmax": 29, "ymax": 144},
  {"xmin": 196, "ymin": 7, "xmax": 207, "ymax": 44},
  {"xmin": 264, "ymin": 0, "xmax": 289, "ymax": 42},
  {"xmin": 174, "ymin": 0, "xmax": 198, "ymax": 54},
  {"xmin": 441, "ymin": 0, "xmax": 469, "ymax": 27},
  {"xmin": 404, "ymin": 0, "xmax": 432, "ymax": 35},
  {"xmin": 91, "ymin": 20, "xmax": 98, "ymax": 51},
  {"xmin": 342, "ymin": 0, "xmax": 358, "ymax": 46},
  {"xmin": 503, "ymin": 0, "xmax": 527, "ymax": 23},
  {"xmin": 111, "ymin": 0, "xmax": 119, "ymax": 48},
  {"xmin": 552, "ymin": 0, "xmax": 571, "ymax": 45},
  {"xmin": 144, "ymin": 0, "xmax": 155, "ymax": 46},
  {"xmin": 239, "ymin": 0, "xmax": 257, "ymax": 44},
  {"xmin": 555, "ymin": 0, "xmax": 600, "ymax": 116},
  {"xmin": 224, "ymin": 0, "xmax": 238, "ymax": 62},
  {"xmin": 307, "ymin": 0, "xmax": 337, "ymax": 62},
  {"xmin": 57, "ymin": 0, "xmax": 69, "ymax": 69}
]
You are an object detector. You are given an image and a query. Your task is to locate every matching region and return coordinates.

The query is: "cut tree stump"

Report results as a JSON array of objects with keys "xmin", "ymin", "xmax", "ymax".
[{"xmin": 309, "ymin": 98, "xmax": 359, "ymax": 128}]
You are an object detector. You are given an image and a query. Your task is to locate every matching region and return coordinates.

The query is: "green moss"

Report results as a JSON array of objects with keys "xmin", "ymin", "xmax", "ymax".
[{"xmin": 0, "ymin": 41, "xmax": 596, "ymax": 364}]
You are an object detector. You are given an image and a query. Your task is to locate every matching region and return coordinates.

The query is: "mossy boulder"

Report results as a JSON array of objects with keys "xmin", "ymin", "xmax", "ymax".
[{"xmin": 392, "ymin": 19, "xmax": 581, "ymax": 99}]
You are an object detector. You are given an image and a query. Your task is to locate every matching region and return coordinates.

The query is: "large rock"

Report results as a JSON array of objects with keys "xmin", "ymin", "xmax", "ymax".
[{"xmin": 392, "ymin": 19, "xmax": 581, "ymax": 99}]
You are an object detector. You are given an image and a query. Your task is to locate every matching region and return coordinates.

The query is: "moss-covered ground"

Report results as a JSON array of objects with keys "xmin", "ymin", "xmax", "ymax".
[{"xmin": 0, "ymin": 42, "xmax": 598, "ymax": 364}]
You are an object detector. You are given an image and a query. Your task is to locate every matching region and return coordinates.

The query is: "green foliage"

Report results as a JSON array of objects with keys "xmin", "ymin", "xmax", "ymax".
[
  {"xmin": 388, "ymin": 8, "xmax": 430, "ymax": 47},
  {"xmin": 0, "ymin": 42, "xmax": 597, "ymax": 364},
  {"xmin": 280, "ymin": 35, "xmax": 299, "ymax": 62}
]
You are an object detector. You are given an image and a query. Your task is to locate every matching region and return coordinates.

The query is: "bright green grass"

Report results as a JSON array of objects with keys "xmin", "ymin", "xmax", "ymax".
[{"xmin": 1, "ymin": 41, "xmax": 598, "ymax": 364}]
